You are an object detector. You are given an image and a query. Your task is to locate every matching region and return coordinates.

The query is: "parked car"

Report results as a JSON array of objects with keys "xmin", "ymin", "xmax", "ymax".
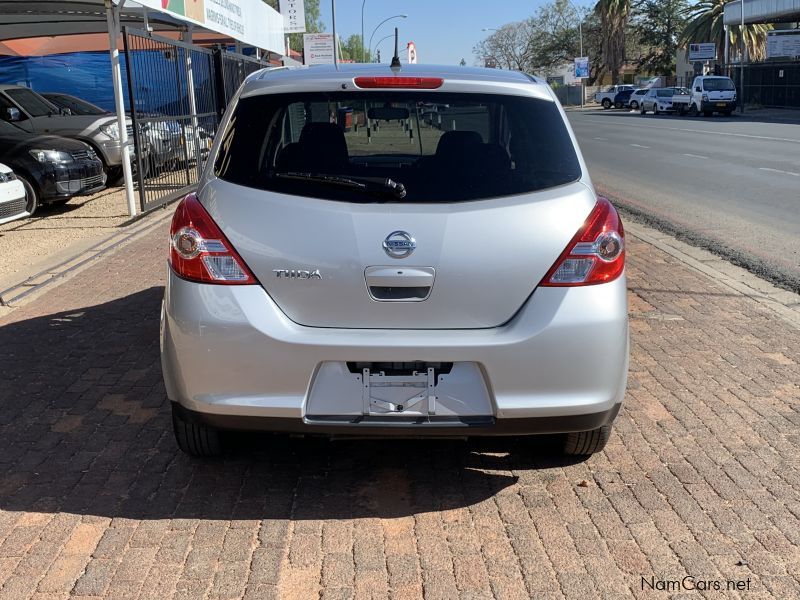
[
  {"xmin": 0, "ymin": 84, "xmax": 146, "ymax": 180},
  {"xmin": 613, "ymin": 88, "xmax": 634, "ymax": 109},
  {"xmin": 42, "ymin": 95, "xmax": 185, "ymax": 172},
  {"xmin": 0, "ymin": 119, "xmax": 106, "ymax": 215},
  {"xmin": 162, "ymin": 64, "xmax": 629, "ymax": 457},
  {"xmin": 594, "ymin": 84, "xmax": 635, "ymax": 109},
  {"xmin": 0, "ymin": 162, "xmax": 28, "ymax": 225},
  {"xmin": 639, "ymin": 87, "xmax": 677, "ymax": 115},
  {"xmin": 628, "ymin": 88, "xmax": 648, "ymax": 111},
  {"xmin": 671, "ymin": 76, "xmax": 737, "ymax": 116}
]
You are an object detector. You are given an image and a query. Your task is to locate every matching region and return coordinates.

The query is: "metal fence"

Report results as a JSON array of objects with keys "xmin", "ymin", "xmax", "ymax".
[
  {"xmin": 123, "ymin": 28, "xmax": 269, "ymax": 212},
  {"xmin": 731, "ymin": 62, "xmax": 800, "ymax": 109}
]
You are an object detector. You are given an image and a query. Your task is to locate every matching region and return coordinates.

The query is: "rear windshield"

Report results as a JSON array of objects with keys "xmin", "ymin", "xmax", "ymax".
[
  {"xmin": 703, "ymin": 78, "xmax": 735, "ymax": 91},
  {"xmin": 214, "ymin": 92, "xmax": 581, "ymax": 203},
  {"xmin": 656, "ymin": 89, "xmax": 674, "ymax": 97}
]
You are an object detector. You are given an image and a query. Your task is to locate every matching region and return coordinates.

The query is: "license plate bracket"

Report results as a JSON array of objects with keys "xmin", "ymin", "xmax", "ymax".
[{"xmin": 360, "ymin": 367, "xmax": 436, "ymax": 416}]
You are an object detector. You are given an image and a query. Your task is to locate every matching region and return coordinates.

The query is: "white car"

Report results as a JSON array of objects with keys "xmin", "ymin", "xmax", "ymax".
[
  {"xmin": 594, "ymin": 85, "xmax": 635, "ymax": 109},
  {"xmin": 161, "ymin": 64, "xmax": 629, "ymax": 458},
  {"xmin": 639, "ymin": 88, "xmax": 677, "ymax": 115},
  {"xmin": 0, "ymin": 162, "xmax": 28, "ymax": 225},
  {"xmin": 628, "ymin": 89, "xmax": 648, "ymax": 111}
]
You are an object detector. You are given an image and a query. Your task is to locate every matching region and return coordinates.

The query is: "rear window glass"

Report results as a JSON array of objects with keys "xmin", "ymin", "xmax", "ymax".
[
  {"xmin": 656, "ymin": 89, "xmax": 674, "ymax": 97},
  {"xmin": 214, "ymin": 92, "xmax": 581, "ymax": 203}
]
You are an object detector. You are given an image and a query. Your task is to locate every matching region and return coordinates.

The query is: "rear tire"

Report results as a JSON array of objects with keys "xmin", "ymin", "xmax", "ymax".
[
  {"xmin": 630, "ymin": 100, "xmax": 638, "ymax": 110},
  {"xmin": 689, "ymin": 103, "xmax": 698, "ymax": 117},
  {"xmin": 172, "ymin": 404, "xmax": 224, "ymax": 457},
  {"xmin": 640, "ymin": 104, "xmax": 646, "ymax": 115},
  {"xmin": 563, "ymin": 424, "xmax": 612, "ymax": 456},
  {"xmin": 653, "ymin": 104, "xmax": 659, "ymax": 115},
  {"xmin": 602, "ymin": 98, "xmax": 612, "ymax": 109},
  {"xmin": 17, "ymin": 175, "xmax": 38, "ymax": 217},
  {"xmin": 614, "ymin": 101, "xmax": 623, "ymax": 109}
]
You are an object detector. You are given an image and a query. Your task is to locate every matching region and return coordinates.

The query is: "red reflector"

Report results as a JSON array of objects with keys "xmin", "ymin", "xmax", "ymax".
[{"xmin": 353, "ymin": 76, "xmax": 444, "ymax": 89}]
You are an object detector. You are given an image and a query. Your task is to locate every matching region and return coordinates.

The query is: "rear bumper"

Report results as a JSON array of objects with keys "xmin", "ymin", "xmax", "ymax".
[
  {"xmin": 161, "ymin": 268, "xmax": 629, "ymax": 433},
  {"xmin": 173, "ymin": 402, "xmax": 621, "ymax": 437}
]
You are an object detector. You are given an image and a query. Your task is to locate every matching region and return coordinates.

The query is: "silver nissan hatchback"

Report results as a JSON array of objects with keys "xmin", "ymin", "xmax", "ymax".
[{"xmin": 161, "ymin": 64, "xmax": 628, "ymax": 457}]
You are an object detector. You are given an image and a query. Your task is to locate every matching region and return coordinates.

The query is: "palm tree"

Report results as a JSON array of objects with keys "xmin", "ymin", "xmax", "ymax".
[
  {"xmin": 594, "ymin": 0, "xmax": 631, "ymax": 84},
  {"xmin": 681, "ymin": 0, "xmax": 772, "ymax": 62}
]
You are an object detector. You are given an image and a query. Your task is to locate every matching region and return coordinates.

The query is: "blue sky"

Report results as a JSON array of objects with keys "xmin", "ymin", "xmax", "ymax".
[{"xmin": 317, "ymin": 0, "xmax": 592, "ymax": 66}]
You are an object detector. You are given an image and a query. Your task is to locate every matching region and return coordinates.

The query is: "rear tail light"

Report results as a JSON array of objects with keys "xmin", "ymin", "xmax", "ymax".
[
  {"xmin": 353, "ymin": 76, "xmax": 443, "ymax": 89},
  {"xmin": 169, "ymin": 193, "xmax": 256, "ymax": 285},
  {"xmin": 540, "ymin": 197, "xmax": 625, "ymax": 287}
]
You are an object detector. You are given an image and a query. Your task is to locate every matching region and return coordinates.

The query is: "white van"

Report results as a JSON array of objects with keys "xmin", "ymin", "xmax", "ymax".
[{"xmin": 682, "ymin": 76, "xmax": 737, "ymax": 117}]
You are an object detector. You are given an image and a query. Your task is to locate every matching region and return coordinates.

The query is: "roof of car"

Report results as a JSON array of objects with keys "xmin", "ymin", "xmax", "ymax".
[
  {"xmin": 238, "ymin": 63, "xmax": 553, "ymax": 101},
  {"xmin": 252, "ymin": 63, "xmax": 541, "ymax": 84}
]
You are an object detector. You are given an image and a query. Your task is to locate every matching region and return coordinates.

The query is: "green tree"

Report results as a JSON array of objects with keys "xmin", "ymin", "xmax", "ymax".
[
  {"xmin": 632, "ymin": 0, "xmax": 687, "ymax": 74},
  {"xmin": 680, "ymin": 0, "xmax": 771, "ymax": 62},
  {"xmin": 339, "ymin": 34, "xmax": 370, "ymax": 62},
  {"xmin": 594, "ymin": 0, "xmax": 631, "ymax": 83}
]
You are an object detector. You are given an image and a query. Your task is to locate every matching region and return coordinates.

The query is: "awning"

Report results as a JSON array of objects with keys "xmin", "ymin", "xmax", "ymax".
[
  {"xmin": 0, "ymin": 0, "xmax": 284, "ymax": 53},
  {"xmin": 724, "ymin": 0, "xmax": 800, "ymax": 25}
]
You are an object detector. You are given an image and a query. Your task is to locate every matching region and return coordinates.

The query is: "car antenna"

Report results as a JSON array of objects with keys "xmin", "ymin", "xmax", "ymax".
[{"xmin": 390, "ymin": 27, "xmax": 401, "ymax": 73}]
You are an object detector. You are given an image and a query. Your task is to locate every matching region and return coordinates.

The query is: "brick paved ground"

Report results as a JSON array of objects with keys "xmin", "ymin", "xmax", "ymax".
[{"xmin": 0, "ymin": 221, "xmax": 798, "ymax": 600}]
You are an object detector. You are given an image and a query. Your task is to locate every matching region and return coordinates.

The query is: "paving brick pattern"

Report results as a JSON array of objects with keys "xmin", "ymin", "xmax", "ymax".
[{"xmin": 0, "ymin": 222, "xmax": 798, "ymax": 599}]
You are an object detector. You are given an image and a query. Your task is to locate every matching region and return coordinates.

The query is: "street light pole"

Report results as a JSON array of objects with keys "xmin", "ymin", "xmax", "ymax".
[
  {"xmin": 740, "ymin": 0, "xmax": 745, "ymax": 113},
  {"xmin": 372, "ymin": 34, "xmax": 394, "ymax": 62},
  {"xmin": 361, "ymin": 0, "xmax": 367, "ymax": 62},
  {"xmin": 332, "ymin": 0, "xmax": 338, "ymax": 69}
]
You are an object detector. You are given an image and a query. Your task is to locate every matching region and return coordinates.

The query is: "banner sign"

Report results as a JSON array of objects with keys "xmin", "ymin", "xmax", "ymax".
[
  {"xmin": 303, "ymin": 33, "xmax": 336, "ymax": 65},
  {"xmin": 574, "ymin": 56, "xmax": 589, "ymax": 79},
  {"xmin": 688, "ymin": 43, "xmax": 717, "ymax": 61},
  {"xmin": 279, "ymin": 0, "xmax": 306, "ymax": 33},
  {"xmin": 127, "ymin": 0, "xmax": 284, "ymax": 53},
  {"xmin": 767, "ymin": 31, "xmax": 800, "ymax": 58},
  {"xmin": 407, "ymin": 41, "xmax": 417, "ymax": 64}
]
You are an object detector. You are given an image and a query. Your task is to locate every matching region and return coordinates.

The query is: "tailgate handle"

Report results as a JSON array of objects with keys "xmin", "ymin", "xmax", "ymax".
[{"xmin": 365, "ymin": 266, "xmax": 435, "ymax": 302}]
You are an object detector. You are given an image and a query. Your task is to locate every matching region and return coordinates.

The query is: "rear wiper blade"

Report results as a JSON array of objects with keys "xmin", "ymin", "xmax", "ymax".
[{"xmin": 274, "ymin": 172, "xmax": 407, "ymax": 199}]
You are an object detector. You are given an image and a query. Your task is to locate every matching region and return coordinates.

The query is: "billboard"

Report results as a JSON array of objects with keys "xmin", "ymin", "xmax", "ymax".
[
  {"xmin": 688, "ymin": 43, "xmax": 717, "ymax": 61},
  {"xmin": 407, "ymin": 42, "xmax": 417, "ymax": 64},
  {"xmin": 279, "ymin": 0, "xmax": 306, "ymax": 33},
  {"xmin": 767, "ymin": 31, "xmax": 800, "ymax": 58},
  {"xmin": 129, "ymin": 0, "xmax": 284, "ymax": 53},
  {"xmin": 574, "ymin": 56, "xmax": 589, "ymax": 79},
  {"xmin": 303, "ymin": 33, "xmax": 336, "ymax": 65}
]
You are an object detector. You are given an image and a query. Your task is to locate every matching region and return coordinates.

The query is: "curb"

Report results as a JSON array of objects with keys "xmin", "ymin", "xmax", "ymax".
[
  {"xmin": 0, "ymin": 206, "xmax": 173, "ymax": 311},
  {"xmin": 625, "ymin": 220, "xmax": 800, "ymax": 331}
]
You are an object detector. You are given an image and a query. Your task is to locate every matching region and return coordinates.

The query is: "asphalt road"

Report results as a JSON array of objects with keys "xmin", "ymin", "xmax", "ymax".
[{"xmin": 567, "ymin": 109, "xmax": 800, "ymax": 292}]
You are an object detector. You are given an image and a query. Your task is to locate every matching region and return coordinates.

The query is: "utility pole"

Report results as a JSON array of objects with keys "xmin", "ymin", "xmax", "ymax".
[
  {"xmin": 332, "ymin": 0, "xmax": 338, "ymax": 69},
  {"xmin": 740, "ymin": 0, "xmax": 745, "ymax": 113}
]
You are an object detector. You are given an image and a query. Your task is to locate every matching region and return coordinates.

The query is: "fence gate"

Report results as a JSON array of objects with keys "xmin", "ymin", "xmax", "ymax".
[
  {"xmin": 122, "ymin": 28, "xmax": 269, "ymax": 213},
  {"xmin": 213, "ymin": 48, "xmax": 269, "ymax": 118}
]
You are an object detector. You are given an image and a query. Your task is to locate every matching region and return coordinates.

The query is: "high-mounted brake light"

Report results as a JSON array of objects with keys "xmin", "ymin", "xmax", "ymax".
[
  {"xmin": 540, "ymin": 197, "xmax": 625, "ymax": 287},
  {"xmin": 353, "ymin": 76, "xmax": 444, "ymax": 89},
  {"xmin": 169, "ymin": 193, "xmax": 257, "ymax": 285}
]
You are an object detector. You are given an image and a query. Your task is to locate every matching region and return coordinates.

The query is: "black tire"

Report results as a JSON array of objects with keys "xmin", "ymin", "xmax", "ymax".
[
  {"xmin": 630, "ymin": 100, "xmax": 638, "ymax": 110},
  {"xmin": 653, "ymin": 104, "xmax": 659, "ymax": 115},
  {"xmin": 722, "ymin": 110, "xmax": 732, "ymax": 117},
  {"xmin": 563, "ymin": 424, "xmax": 612, "ymax": 456},
  {"xmin": 17, "ymin": 174, "xmax": 38, "ymax": 217},
  {"xmin": 601, "ymin": 98, "xmax": 612, "ymax": 109},
  {"xmin": 640, "ymin": 104, "xmax": 646, "ymax": 115},
  {"xmin": 172, "ymin": 404, "xmax": 224, "ymax": 457},
  {"xmin": 703, "ymin": 111, "xmax": 712, "ymax": 117},
  {"xmin": 614, "ymin": 101, "xmax": 623, "ymax": 109},
  {"xmin": 689, "ymin": 103, "xmax": 698, "ymax": 117},
  {"xmin": 106, "ymin": 166, "xmax": 124, "ymax": 187}
]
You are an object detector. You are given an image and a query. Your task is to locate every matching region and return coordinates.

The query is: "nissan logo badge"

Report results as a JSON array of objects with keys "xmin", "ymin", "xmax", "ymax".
[{"xmin": 382, "ymin": 231, "xmax": 416, "ymax": 259}]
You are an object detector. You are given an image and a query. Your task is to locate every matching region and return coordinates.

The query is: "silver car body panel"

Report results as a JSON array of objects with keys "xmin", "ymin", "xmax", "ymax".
[{"xmin": 161, "ymin": 269, "xmax": 628, "ymax": 420}]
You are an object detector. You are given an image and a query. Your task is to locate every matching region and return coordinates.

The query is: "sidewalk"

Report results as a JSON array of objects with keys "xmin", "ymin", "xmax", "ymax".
[{"xmin": 0, "ymin": 220, "xmax": 798, "ymax": 599}]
